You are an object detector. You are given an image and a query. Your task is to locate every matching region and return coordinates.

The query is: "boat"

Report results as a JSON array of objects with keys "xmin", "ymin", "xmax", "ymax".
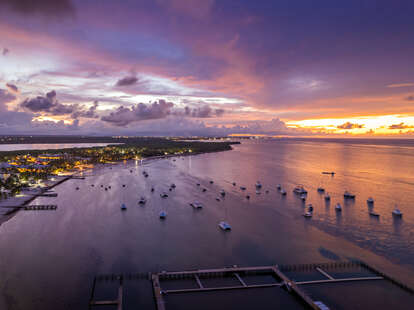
[
  {"xmin": 160, "ymin": 192, "xmax": 168, "ymax": 198},
  {"xmin": 151, "ymin": 187, "xmax": 155, "ymax": 192},
  {"xmin": 216, "ymin": 197, "xmax": 221, "ymax": 201},
  {"xmin": 232, "ymin": 182, "xmax": 236, "ymax": 186},
  {"xmin": 218, "ymin": 221, "xmax": 231, "ymax": 231},
  {"xmin": 317, "ymin": 187, "xmax": 325, "ymax": 192},
  {"xmin": 240, "ymin": 186, "xmax": 246, "ymax": 191},
  {"xmin": 280, "ymin": 189, "xmax": 287, "ymax": 195},
  {"xmin": 265, "ymin": 190, "xmax": 269, "ymax": 194},
  {"xmin": 256, "ymin": 190, "xmax": 261, "ymax": 195},
  {"xmin": 190, "ymin": 201, "xmax": 203, "ymax": 209},
  {"xmin": 367, "ymin": 197, "xmax": 374, "ymax": 204},
  {"xmin": 196, "ymin": 183, "xmax": 201, "ymax": 186},
  {"xmin": 303, "ymin": 212, "xmax": 312, "ymax": 218},
  {"xmin": 369, "ymin": 211, "xmax": 380, "ymax": 217},
  {"xmin": 322, "ymin": 171, "xmax": 335, "ymax": 175},
  {"xmin": 335, "ymin": 203, "xmax": 342, "ymax": 211},
  {"xmin": 210, "ymin": 180, "xmax": 214, "ymax": 184},
  {"xmin": 255, "ymin": 181, "xmax": 262, "ymax": 189},
  {"xmin": 324, "ymin": 194, "xmax": 331, "ymax": 201},
  {"xmin": 293, "ymin": 185, "xmax": 307, "ymax": 195},
  {"xmin": 202, "ymin": 188, "xmax": 207, "ymax": 192},
  {"xmin": 121, "ymin": 203, "xmax": 127, "ymax": 211},
  {"xmin": 300, "ymin": 194, "xmax": 306, "ymax": 201},
  {"xmin": 170, "ymin": 183, "xmax": 176, "ymax": 188},
  {"xmin": 246, "ymin": 195, "xmax": 250, "ymax": 199},
  {"xmin": 343, "ymin": 191, "xmax": 355, "ymax": 199},
  {"xmin": 138, "ymin": 197, "xmax": 146, "ymax": 204},
  {"xmin": 392, "ymin": 208, "xmax": 403, "ymax": 217},
  {"xmin": 220, "ymin": 190, "xmax": 226, "ymax": 196},
  {"xmin": 159, "ymin": 211, "xmax": 167, "ymax": 219},
  {"xmin": 307, "ymin": 204, "xmax": 314, "ymax": 212},
  {"xmin": 276, "ymin": 184, "xmax": 282, "ymax": 190}
]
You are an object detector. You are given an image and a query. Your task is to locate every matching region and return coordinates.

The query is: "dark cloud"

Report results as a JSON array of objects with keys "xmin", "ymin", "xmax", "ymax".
[
  {"xmin": 405, "ymin": 95, "xmax": 414, "ymax": 101},
  {"xmin": 0, "ymin": 0, "xmax": 75, "ymax": 17},
  {"xmin": 5, "ymin": 83, "xmax": 18, "ymax": 93},
  {"xmin": 337, "ymin": 122, "xmax": 364, "ymax": 129},
  {"xmin": 388, "ymin": 122, "xmax": 414, "ymax": 130},
  {"xmin": 1, "ymin": 48, "xmax": 9, "ymax": 56},
  {"xmin": 183, "ymin": 105, "xmax": 225, "ymax": 118},
  {"xmin": 101, "ymin": 99, "xmax": 174, "ymax": 126},
  {"xmin": 115, "ymin": 76, "xmax": 138, "ymax": 87},
  {"xmin": 20, "ymin": 91, "xmax": 99, "ymax": 118}
]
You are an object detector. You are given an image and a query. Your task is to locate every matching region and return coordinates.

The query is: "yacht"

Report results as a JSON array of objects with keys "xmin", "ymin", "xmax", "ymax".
[
  {"xmin": 255, "ymin": 181, "xmax": 262, "ymax": 189},
  {"xmin": 392, "ymin": 208, "xmax": 403, "ymax": 217},
  {"xmin": 210, "ymin": 180, "xmax": 214, "ymax": 184},
  {"xmin": 246, "ymin": 195, "xmax": 250, "ymax": 199},
  {"xmin": 196, "ymin": 183, "xmax": 201, "ymax": 186},
  {"xmin": 367, "ymin": 197, "xmax": 374, "ymax": 204},
  {"xmin": 276, "ymin": 184, "xmax": 282, "ymax": 190},
  {"xmin": 138, "ymin": 197, "xmax": 146, "ymax": 205},
  {"xmin": 335, "ymin": 203, "xmax": 342, "ymax": 211},
  {"xmin": 324, "ymin": 194, "xmax": 331, "ymax": 201},
  {"xmin": 159, "ymin": 211, "xmax": 167, "ymax": 219},
  {"xmin": 160, "ymin": 192, "xmax": 168, "ymax": 198},
  {"xmin": 293, "ymin": 185, "xmax": 307, "ymax": 195},
  {"xmin": 303, "ymin": 212, "xmax": 312, "ymax": 218},
  {"xmin": 256, "ymin": 190, "xmax": 261, "ymax": 195},
  {"xmin": 307, "ymin": 204, "xmax": 314, "ymax": 212},
  {"xmin": 216, "ymin": 197, "xmax": 221, "ymax": 202},
  {"xmin": 202, "ymin": 188, "xmax": 207, "ymax": 192},
  {"xmin": 220, "ymin": 190, "xmax": 226, "ymax": 196},
  {"xmin": 232, "ymin": 182, "xmax": 236, "ymax": 186},
  {"xmin": 151, "ymin": 187, "xmax": 155, "ymax": 192},
  {"xmin": 218, "ymin": 221, "xmax": 231, "ymax": 231},
  {"xmin": 190, "ymin": 201, "xmax": 203, "ymax": 209},
  {"xmin": 170, "ymin": 183, "xmax": 176, "ymax": 188},
  {"xmin": 240, "ymin": 186, "xmax": 246, "ymax": 191},
  {"xmin": 300, "ymin": 194, "xmax": 306, "ymax": 201},
  {"xmin": 344, "ymin": 191, "xmax": 355, "ymax": 199},
  {"xmin": 121, "ymin": 203, "xmax": 127, "ymax": 211},
  {"xmin": 280, "ymin": 189, "xmax": 287, "ymax": 195},
  {"xmin": 322, "ymin": 172, "xmax": 335, "ymax": 175},
  {"xmin": 317, "ymin": 187, "xmax": 325, "ymax": 192}
]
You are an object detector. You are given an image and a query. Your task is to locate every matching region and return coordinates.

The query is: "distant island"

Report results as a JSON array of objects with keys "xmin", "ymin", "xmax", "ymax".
[{"xmin": 0, "ymin": 136, "xmax": 239, "ymax": 199}]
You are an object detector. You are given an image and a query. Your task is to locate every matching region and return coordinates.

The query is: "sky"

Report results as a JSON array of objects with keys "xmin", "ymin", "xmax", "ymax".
[{"xmin": 1, "ymin": 0, "xmax": 414, "ymax": 137}]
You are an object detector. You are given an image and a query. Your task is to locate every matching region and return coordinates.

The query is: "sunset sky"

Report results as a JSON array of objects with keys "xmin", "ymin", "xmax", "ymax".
[{"xmin": 1, "ymin": 0, "xmax": 414, "ymax": 136}]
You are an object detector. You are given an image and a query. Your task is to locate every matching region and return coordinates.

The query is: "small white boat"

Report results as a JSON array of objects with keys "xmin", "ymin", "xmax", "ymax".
[
  {"xmin": 317, "ymin": 187, "xmax": 325, "ymax": 192},
  {"xmin": 256, "ymin": 190, "xmax": 261, "ymax": 195},
  {"xmin": 138, "ymin": 197, "xmax": 146, "ymax": 204},
  {"xmin": 190, "ymin": 201, "xmax": 203, "ymax": 209},
  {"xmin": 218, "ymin": 221, "xmax": 231, "ymax": 231},
  {"xmin": 300, "ymin": 194, "xmax": 306, "ymax": 201},
  {"xmin": 367, "ymin": 197, "xmax": 374, "ymax": 204},
  {"xmin": 344, "ymin": 191, "xmax": 355, "ymax": 199},
  {"xmin": 293, "ymin": 185, "xmax": 307, "ymax": 195},
  {"xmin": 392, "ymin": 208, "xmax": 402, "ymax": 217},
  {"xmin": 276, "ymin": 184, "xmax": 282, "ymax": 190},
  {"xmin": 170, "ymin": 183, "xmax": 176, "ymax": 188},
  {"xmin": 335, "ymin": 203, "xmax": 342, "ymax": 211},
  {"xmin": 160, "ymin": 192, "xmax": 168, "ymax": 198},
  {"xmin": 121, "ymin": 203, "xmax": 127, "ymax": 211},
  {"xmin": 280, "ymin": 189, "xmax": 287, "ymax": 195},
  {"xmin": 220, "ymin": 190, "xmax": 226, "ymax": 196},
  {"xmin": 303, "ymin": 212, "xmax": 312, "ymax": 218},
  {"xmin": 240, "ymin": 186, "xmax": 246, "ymax": 191},
  {"xmin": 159, "ymin": 211, "xmax": 167, "ymax": 219},
  {"xmin": 369, "ymin": 211, "xmax": 380, "ymax": 217},
  {"xmin": 216, "ymin": 197, "xmax": 221, "ymax": 201},
  {"xmin": 255, "ymin": 181, "xmax": 262, "ymax": 189},
  {"xmin": 324, "ymin": 194, "xmax": 331, "ymax": 201}
]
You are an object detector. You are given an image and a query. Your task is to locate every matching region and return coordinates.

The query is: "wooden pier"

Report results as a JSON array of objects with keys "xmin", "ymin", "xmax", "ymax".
[{"xmin": 89, "ymin": 275, "xmax": 123, "ymax": 310}]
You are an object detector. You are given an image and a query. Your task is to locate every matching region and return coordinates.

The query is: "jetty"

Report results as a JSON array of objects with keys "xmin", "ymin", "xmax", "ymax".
[{"xmin": 89, "ymin": 260, "xmax": 414, "ymax": 310}]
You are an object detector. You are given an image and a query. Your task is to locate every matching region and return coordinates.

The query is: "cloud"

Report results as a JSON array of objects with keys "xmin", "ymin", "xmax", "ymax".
[
  {"xmin": 5, "ymin": 83, "xmax": 18, "ymax": 93},
  {"xmin": 405, "ymin": 95, "xmax": 414, "ymax": 101},
  {"xmin": 183, "ymin": 105, "xmax": 225, "ymax": 118},
  {"xmin": 115, "ymin": 76, "xmax": 138, "ymax": 87},
  {"xmin": 101, "ymin": 99, "xmax": 174, "ymax": 126},
  {"xmin": 156, "ymin": 0, "xmax": 215, "ymax": 19},
  {"xmin": 0, "ymin": 0, "xmax": 75, "ymax": 17},
  {"xmin": 337, "ymin": 122, "xmax": 364, "ymax": 129},
  {"xmin": 386, "ymin": 83, "xmax": 414, "ymax": 88},
  {"xmin": 20, "ymin": 91, "xmax": 99, "ymax": 118},
  {"xmin": 1, "ymin": 48, "xmax": 9, "ymax": 56},
  {"xmin": 388, "ymin": 122, "xmax": 414, "ymax": 130}
]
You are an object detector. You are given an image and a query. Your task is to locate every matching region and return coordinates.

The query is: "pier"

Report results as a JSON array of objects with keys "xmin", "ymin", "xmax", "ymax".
[{"xmin": 89, "ymin": 260, "xmax": 414, "ymax": 309}]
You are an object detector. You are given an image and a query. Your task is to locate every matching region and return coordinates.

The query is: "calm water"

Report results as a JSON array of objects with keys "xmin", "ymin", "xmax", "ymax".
[
  {"xmin": 0, "ymin": 143, "xmax": 119, "ymax": 151},
  {"xmin": 0, "ymin": 139, "xmax": 414, "ymax": 309}
]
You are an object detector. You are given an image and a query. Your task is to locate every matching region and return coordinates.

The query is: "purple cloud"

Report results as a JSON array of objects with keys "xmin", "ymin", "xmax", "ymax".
[
  {"xmin": 0, "ymin": 0, "xmax": 75, "ymax": 17},
  {"xmin": 115, "ymin": 76, "xmax": 139, "ymax": 87},
  {"xmin": 388, "ymin": 122, "xmax": 414, "ymax": 130},
  {"xmin": 337, "ymin": 122, "xmax": 364, "ymax": 130}
]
